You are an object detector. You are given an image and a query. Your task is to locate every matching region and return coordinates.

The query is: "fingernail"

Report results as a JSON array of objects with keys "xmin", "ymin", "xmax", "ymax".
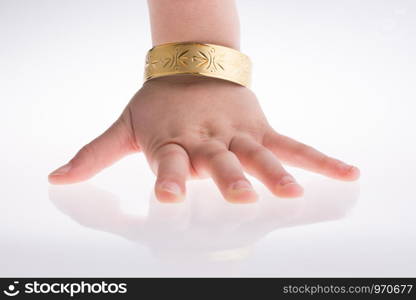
[
  {"xmin": 279, "ymin": 175, "xmax": 296, "ymax": 186},
  {"xmin": 159, "ymin": 182, "xmax": 182, "ymax": 195},
  {"xmin": 337, "ymin": 161, "xmax": 354, "ymax": 173},
  {"xmin": 350, "ymin": 165, "xmax": 360, "ymax": 173},
  {"xmin": 344, "ymin": 164, "xmax": 360, "ymax": 177},
  {"xmin": 230, "ymin": 180, "xmax": 253, "ymax": 191},
  {"xmin": 49, "ymin": 163, "xmax": 71, "ymax": 176}
]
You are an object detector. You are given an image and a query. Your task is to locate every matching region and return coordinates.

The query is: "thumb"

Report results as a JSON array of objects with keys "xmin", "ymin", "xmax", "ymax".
[{"xmin": 49, "ymin": 117, "xmax": 139, "ymax": 184}]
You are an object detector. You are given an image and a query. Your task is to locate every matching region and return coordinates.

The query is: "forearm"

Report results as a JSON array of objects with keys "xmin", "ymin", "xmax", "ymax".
[{"xmin": 147, "ymin": 0, "xmax": 240, "ymax": 49}]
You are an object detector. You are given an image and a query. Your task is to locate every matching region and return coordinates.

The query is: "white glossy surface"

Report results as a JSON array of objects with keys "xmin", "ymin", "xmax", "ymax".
[{"xmin": 1, "ymin": 0, "xmax": 415, "ymax": 277}]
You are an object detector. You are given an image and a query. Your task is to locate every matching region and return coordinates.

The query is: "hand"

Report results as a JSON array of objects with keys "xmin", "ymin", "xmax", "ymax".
[{"xmin": 49, "ymin": 76, "xmax": 360, "ymax": 203}]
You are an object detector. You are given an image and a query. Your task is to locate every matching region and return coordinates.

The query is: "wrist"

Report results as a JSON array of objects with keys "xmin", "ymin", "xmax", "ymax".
[{"xmin": 148, "ymin": 0, "xmax": 240, "ymax": 50}]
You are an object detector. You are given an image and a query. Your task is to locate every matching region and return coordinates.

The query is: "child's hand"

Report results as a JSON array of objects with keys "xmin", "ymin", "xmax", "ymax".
[{"xmin": 49, "ymin": 77, "xmax": 359, "ymax": 203}]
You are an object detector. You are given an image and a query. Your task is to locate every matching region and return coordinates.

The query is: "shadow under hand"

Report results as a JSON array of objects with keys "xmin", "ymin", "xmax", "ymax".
[{"xmin": 49, "ymin": 177, "xmax": 359, "ymax": 275}]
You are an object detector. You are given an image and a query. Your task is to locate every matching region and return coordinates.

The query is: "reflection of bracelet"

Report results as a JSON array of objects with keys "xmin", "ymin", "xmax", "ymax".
[{"xmin": 144, "ymin": 42, "xmax": 252, "ymax": 87}]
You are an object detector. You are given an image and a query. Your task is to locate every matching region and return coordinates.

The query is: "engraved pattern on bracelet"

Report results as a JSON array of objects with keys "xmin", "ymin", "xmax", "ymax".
[{"xmin": 144, "ymin": 42, "xmax": 251, "ymax": 87}]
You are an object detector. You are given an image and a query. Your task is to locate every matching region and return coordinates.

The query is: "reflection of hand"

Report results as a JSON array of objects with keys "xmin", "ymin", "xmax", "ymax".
[
  {"xmin": 49, "ymin": 179, "xmax": 359, "ymax": 259},
  {"xmin": 49, "ymin": 77, "xmax": 359, "ymax": 202}
]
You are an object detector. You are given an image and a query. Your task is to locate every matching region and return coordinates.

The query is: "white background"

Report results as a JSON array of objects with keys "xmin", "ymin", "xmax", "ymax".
[{"xmin": 0, "ymin": 0, "xmax": 415, "ymax": 277}]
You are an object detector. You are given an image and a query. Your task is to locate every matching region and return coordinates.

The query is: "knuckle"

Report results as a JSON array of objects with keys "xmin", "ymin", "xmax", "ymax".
[
  {"xmin": 203, "ymin": 147, "xmax": 229, "ymax": 162},
  {"xmin": 294, "ymin": 143, "xmax": 311, "ymax": 157},
  {"xmin": 195, "ymin": 126, "xmax": 216, "ymax": 141},
  {"xmin": 320, "ymin": 155, "xmax": 335, "ymax": 169},
  {"xmin": 154, "ymin": 143, "xmax": 188, "ymax": 162},
  {"xmin": 71, "ymin": 142, "xmax": 97, "ymax": 166},
  {"xmin": 190, "ymin": 142, "xmax": 228, "ymax": 164},
  {"xmin": 246, "ymin": 145, "xmax": 268, "ymax": 159},
  {"xmin": 79, "ymin": 143, "xmax": 96, "ymax": 158},
  {"xmin": 287, "ymin": 143, "xmax": 311, "ymax": 164}
]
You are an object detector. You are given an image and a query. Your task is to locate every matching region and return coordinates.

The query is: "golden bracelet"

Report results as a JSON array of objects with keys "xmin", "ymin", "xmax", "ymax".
[{"xmin": 144, "ymin": 42, "xmax": 252, "ymax": 87}]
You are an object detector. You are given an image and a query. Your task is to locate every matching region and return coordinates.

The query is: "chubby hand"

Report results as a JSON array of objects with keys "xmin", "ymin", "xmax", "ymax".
[{"xmin": 49, "ymin": 76, "xmax": 359, "ymax": 203}]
